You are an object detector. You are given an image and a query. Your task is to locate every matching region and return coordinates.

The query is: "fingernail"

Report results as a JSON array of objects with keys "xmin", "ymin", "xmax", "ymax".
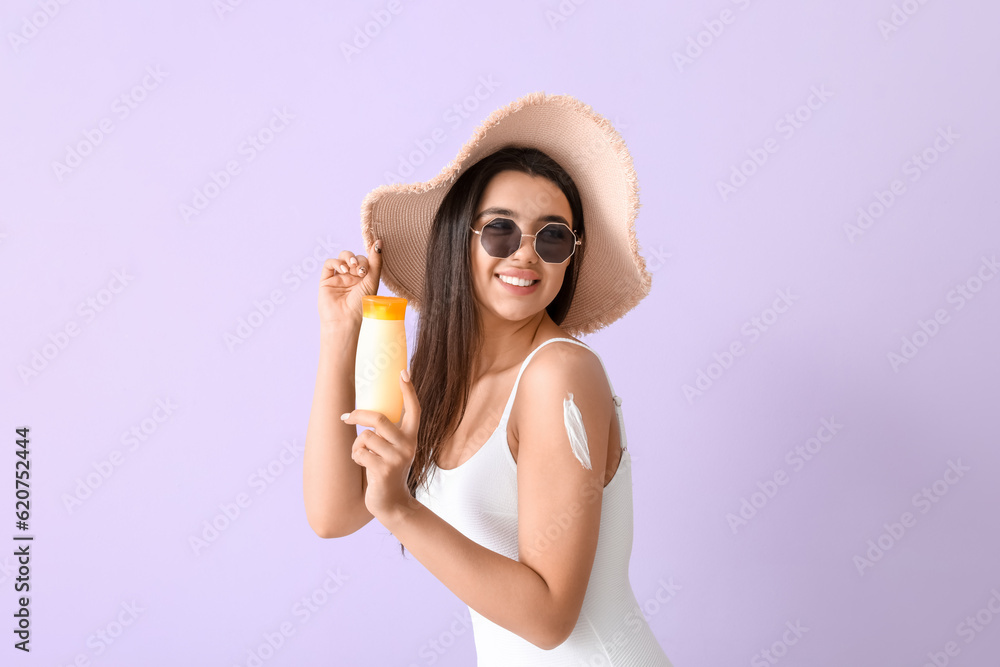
[
  {"xmin": 400, "ymin": 368, "xmax": 410, "ymax": 383},
  {"xmin": 375, "ymin": 240, "xmax": 382, "ymax": 254},
  {"xmin": 340, "ymin": 413, "xmax": 351, "ymax": 420},
  {"xmin": 349, "ymin": 257, "xmax": 358, "ymax": 266},
  {"xmin": 358, "ymin": 267, "xmax": 366, "ymax": 275}
]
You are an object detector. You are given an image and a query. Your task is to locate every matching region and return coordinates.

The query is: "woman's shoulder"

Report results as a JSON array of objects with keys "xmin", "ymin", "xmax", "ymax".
[
  {"xmin": 510, "ymin": 328, "xmax": 613, "ymax": 434},
  {"xmin": 522, "ymin": 327, "xmax": 606, "ymax": 388}
]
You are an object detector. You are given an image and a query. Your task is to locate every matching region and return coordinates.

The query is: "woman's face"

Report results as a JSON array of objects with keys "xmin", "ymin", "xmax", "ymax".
[{"xmin": 469, "ymin": 170, "xmax": 575, "ymax": 326}]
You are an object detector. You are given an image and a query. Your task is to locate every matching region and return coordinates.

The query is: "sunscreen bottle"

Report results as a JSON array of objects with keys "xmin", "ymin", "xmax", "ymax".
[{"xmin": 355, "ymin": 296, "xmax": 408, "ymax": 423}]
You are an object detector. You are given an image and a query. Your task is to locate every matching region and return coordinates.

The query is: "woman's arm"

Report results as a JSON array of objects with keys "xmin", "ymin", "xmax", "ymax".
[
  {"xmin": 303, "ymin": 323, "xmax": 374, "ymax": 538},
  {"xmin": 381, "ymin": 345, "xmax": 612, "ymax": 649}
]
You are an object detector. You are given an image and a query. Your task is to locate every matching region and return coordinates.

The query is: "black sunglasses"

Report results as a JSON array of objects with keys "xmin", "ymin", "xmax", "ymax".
[{"xmin": 470, "ymin": 217, "xmax": 582, "ymax": 264}]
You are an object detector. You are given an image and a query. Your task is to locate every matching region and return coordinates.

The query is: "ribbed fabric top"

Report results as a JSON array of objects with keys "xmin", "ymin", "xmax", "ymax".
[{"xmin": 414, "ymin": 338, "xmax": 673, "ymax": 666}]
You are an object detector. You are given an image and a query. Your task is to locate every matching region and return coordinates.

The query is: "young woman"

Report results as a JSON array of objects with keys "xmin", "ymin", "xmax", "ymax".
[{"xmin": 303, "ymin": 93, "xmax": 673, "ymax": 666}]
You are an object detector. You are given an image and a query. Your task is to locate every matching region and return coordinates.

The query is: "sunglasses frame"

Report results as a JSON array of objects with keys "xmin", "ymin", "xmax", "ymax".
[{"xmin": 469, "ymin": 217, "xmax": 582, "ymax": 264}]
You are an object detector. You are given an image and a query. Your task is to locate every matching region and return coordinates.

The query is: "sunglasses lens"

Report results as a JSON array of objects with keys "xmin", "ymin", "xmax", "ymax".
[
  {"xmin": 536, "ymin": 224, "xmax": 576, "ymax": 263},
  {"xmin": 481, "ymin": 219, "xmax": 520, "ymax": 258}
]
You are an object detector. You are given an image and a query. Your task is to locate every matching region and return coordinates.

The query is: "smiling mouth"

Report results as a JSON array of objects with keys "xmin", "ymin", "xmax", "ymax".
[{"xmin": 496, "ymin": 274, "xmax": 540, "ymax": 287}]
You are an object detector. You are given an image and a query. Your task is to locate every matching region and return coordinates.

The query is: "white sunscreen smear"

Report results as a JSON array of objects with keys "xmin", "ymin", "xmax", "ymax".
[{"xmin": 563, "ymin": 392, "xmax": 592, "ymax": 470}]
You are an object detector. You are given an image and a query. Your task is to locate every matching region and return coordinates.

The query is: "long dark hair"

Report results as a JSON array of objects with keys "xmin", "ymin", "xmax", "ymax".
[{"xmin": 400, "ymin": 146, "xmax": 586, "ymax": 557}]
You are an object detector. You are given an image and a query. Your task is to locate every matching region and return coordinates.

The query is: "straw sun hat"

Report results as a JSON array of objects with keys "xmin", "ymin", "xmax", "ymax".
[{"xmin": 359, "ymin": 91, "xmax": 650, "ymax": 336}]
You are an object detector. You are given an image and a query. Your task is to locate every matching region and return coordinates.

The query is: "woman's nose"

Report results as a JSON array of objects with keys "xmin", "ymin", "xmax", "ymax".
[{"xmin": 510, "ymin": 232, "xmax": 539, "ymax": 262}]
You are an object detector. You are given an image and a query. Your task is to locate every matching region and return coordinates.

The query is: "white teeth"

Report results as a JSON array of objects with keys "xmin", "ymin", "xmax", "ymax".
[{"xmin": 498, "ymin": 275, "xmax": 536, "ymax": 287}]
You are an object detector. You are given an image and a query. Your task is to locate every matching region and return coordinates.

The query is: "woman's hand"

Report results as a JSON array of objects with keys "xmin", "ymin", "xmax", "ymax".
[
  {"xmin": 318, "ymin": 239, "xmax": 383, "ymax": 329},
  {"xmin": 342, "ymin": 367, "xmax": 421, "ymax": 523}
]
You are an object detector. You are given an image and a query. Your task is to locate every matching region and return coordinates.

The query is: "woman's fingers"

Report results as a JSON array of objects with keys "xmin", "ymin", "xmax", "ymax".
[
  {"xmin": 353, "ymin": 431, "xmax": 388, "ymax": 461},
  {"xmin": 398, "ymin": 368, "xmax": 420, "ymax": 440},
  {"xmin": 321, "ymin": 257, "xmax": 344, "ymax": 280},
  {"xmin": 336, "ymin": 250, "xmax": 358, "ymax": 274},
  {"xmin": 366, "ymin": 239, "xmax": 381, "ymax": 280},
  {"xmin": 321, "ymin": 241, "xmax": 380, "ymax": 279},
  {"xmin": 320, "ymin": 253, "xmax": 364, "ymax": 279},
  {"xmin": 342, "ymin": 409, "xmax": 403, "ymax": 446},
  {"xmin": 318, "ymin": 243, "xmax": 380, "ymax": 288},
  {"xmin": 320, "ymin": 259, "xmax": 349, "ymax": 283}
]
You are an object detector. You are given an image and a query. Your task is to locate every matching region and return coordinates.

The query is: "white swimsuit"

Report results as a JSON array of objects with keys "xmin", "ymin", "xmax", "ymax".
[{"xmin": 414, "ymin": 337, "xmax": 674, "ymax": 666}]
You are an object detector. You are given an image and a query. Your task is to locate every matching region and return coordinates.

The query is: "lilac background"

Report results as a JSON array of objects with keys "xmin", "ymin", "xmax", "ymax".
[{"xmin": 2, "ymin": 0, "xmax": 999, "ymax": 665}]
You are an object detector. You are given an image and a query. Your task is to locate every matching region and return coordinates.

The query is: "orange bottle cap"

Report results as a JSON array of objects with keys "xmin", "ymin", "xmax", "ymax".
[{"xmin": 361, "ymin": 295, "xmax": 407, "ymax": 320}]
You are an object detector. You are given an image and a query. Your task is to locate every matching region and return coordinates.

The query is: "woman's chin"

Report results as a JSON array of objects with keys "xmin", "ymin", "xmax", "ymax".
[{"xmin": 493, "ymin": 302, "xmax": 554, "ymax": 325}]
